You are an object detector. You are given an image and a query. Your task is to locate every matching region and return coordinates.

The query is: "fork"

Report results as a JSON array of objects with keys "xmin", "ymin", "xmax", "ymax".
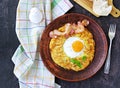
[{"xmin": 104, "ymin": 24, "xmax": 116, "ymax": 74}]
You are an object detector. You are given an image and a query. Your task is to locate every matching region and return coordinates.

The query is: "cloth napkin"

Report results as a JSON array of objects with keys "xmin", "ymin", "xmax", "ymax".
[{"xmin": 12, "ymin": 0, "xmax": 73, "ymax": 88}]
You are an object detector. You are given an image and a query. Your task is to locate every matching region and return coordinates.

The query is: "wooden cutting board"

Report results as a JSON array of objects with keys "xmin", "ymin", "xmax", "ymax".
[{"xmin": 74, "ymin": 0, "xmax": 120, "ymax": 17}]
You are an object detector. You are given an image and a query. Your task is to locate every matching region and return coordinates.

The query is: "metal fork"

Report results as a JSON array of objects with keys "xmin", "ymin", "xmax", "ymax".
[{"xmin": 104, "ymin": 24, "xmax": 116, "ymax": 74}]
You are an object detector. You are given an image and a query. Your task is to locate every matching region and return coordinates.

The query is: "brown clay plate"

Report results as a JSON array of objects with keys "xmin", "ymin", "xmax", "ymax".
[{"xmin": 40, "ymin": 13, "xmax": 108, "ymax": 82}]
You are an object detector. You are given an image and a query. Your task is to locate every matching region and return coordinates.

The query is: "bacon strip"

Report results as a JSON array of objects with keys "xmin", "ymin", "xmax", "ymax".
[{"xmin": 49, "ymin": 19, "xmax": 89, "ymax": 38}]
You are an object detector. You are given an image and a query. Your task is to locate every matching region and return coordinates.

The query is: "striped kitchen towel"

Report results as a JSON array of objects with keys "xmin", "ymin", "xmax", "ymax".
[{"xmin": 12, "ymin": 0, "xmax": 73, "ymax": 88}]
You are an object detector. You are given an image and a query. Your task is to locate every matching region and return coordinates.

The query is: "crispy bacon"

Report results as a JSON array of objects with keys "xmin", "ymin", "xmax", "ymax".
[
  {"xmin": 81, "ymin": 19, "xmax": 89, "ymax": 26},
  {"xmin": 49, "ymin": 19, "xmax": 89, "ymax": 38},
  {"xmin": 49, "ymin": 31, "xmax": 57, "ymax": 38},
  {"xmin": 75, "ymin": 21, "xmax": 85, "ymax": 33}
]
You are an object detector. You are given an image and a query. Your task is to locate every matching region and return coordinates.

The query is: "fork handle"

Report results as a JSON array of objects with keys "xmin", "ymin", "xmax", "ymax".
[{"xmin": 104, "ymin": 39, "xmax": 112, "ymax": 74}]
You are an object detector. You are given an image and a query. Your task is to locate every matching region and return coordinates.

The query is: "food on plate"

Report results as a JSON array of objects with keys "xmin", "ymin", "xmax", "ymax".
[
  {"xmin": 49, "ymin": 19, "xmax": 95, "ymax": 71},
  {"xmin": 63, "ymin": 37, "xmax": 84, "ymax": 58}
]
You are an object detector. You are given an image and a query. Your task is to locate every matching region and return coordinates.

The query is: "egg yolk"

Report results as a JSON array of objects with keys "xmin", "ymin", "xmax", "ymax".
[{"xmin": 72, "ymin": 41, "xmax": 83, "ymax": 52}]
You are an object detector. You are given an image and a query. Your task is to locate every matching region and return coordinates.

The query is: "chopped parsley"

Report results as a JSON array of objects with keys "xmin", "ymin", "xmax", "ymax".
[
  {"xmin": 82, "ymin": 55, "xmax": 87, "ymax": 61},
  {"xmin": 70, "ymin": 59, "xmax": 82, "ymax": 68}
]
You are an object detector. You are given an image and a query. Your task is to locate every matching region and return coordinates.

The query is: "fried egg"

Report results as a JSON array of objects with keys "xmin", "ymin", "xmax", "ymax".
[{"xmin": 63, "ymin": 37, "xmax": 84, "ymax": 58}]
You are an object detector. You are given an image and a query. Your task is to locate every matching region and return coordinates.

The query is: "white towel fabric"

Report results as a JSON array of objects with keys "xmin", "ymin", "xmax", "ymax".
[{"xmin": 12, "ymin": 0, "xmax": 73, "ymax": 88}]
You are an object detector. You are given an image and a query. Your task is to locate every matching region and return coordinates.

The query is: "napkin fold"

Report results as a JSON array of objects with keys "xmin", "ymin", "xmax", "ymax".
[{"xmin": 12, "ymin": 0, "xmax": 73, "ymax": 88}]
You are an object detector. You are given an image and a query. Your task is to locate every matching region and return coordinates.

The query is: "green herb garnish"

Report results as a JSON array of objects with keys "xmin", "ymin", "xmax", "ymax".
[
  {"xmin": 70, "ymin": 59, "xmax": 82, "ymax": 68},
  {"xmin": 82, "ymin": 56, "xmax": 87, "ymax": 61}
]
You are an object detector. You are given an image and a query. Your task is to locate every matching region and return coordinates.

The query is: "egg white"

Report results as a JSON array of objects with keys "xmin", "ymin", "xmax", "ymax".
[{"xmin": 63, "ymin": 37, "xmax": 84, "ymax": 58}]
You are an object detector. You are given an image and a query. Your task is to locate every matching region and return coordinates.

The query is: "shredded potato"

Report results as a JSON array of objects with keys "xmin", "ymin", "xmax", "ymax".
[{"xmin": 49, "ymin": 24, "xmax": 95, "ymax": 71}]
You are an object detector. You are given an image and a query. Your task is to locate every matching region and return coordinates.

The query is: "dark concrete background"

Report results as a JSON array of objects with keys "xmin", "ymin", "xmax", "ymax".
[{"xmin": 0, "ymin": 0, "xmax": 120, "ymax": 88}]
